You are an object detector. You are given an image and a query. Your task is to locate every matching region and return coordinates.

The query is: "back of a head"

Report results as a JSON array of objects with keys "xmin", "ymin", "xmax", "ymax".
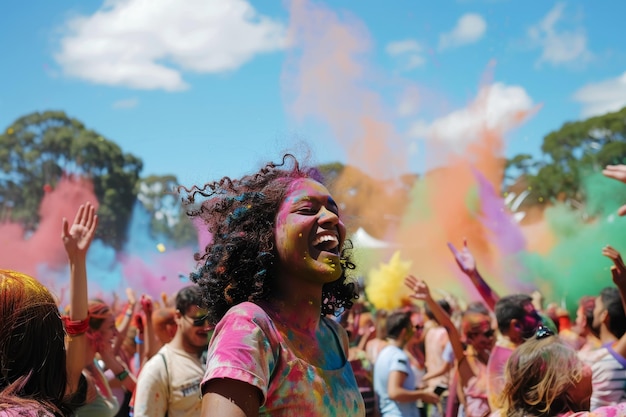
[
  {"xmin": 499, "ymin": 335, "xmax": 584, "ymax": 416},
  {"xmin": 600, "ymin": 287, "xmax": 626, "ymax": 339},
  {"xmin": 424, "ymin": 299, "xmax": 452, "ymax": 322},
  {"xmin": 386, "ymin": 310, "xmax": 412, "ymax": 340},
  {"xmin": 466, "ymin": 301, "xmax": 490, "ymax": 316},
  {"xmin": 495, "ymin": 294, "xmax": 532, "ymax": 334},
  {"xmin": 0, "ymin": 270, "xmax": 67, "ymax": 413}
]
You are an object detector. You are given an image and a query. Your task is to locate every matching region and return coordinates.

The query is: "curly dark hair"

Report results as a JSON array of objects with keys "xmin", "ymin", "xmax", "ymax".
[{"xmin": 180, "ymin": 154, "xmax": 358, "ymax": 324}]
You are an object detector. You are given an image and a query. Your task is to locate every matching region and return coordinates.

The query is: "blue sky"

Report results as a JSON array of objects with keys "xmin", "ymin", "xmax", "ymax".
[{"xmin": 2, "ymin": 0, "xmax": 626, "ymax": 187}]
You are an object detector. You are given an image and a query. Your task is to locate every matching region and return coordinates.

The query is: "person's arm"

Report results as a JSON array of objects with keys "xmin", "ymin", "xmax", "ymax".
[
  {"xmin": 62, "ymin": 202, "xmax": 98, "ymax": 395},
  {"xmin": 602, "ymin": 245, "xmax": 626, "ymax": 357},
  {"xmin": 603, "ymin": 165, "xmax": 626, "ymax": 216},
  {"xmin": 100, "ymin": 339, "xmax": 137, "ymax": 393},
  {"xmin": 602, "ymin": 245, "xmax": 626, "ymax": 313},
  {"xmin": 404, "ymin": 275, "xmax": 474, "ymax": 386},
  {"xmin": 201, "ymin": 379, "xmax": 262, "ymax": 417},
  {"xmin": 404, "ymin": 275, "xmax": 466, "ymax": 364},
  {"xmin": 422, "ymin": 361, "xmax": 454, "ymax": 384},
  {"xmin": 387, "ymin": 370, "xmax": 439, "ymax": 404},
  {"xmin": 113, "ymin": 288, "xmax": 137, "ymax": 354},
  {"xmin": 140, "ymin": 295, "xmax": 158, "ymax": 361},
  {"xmin": 447, "ymin": 240, "xmax": 500, "ymax": 311}
]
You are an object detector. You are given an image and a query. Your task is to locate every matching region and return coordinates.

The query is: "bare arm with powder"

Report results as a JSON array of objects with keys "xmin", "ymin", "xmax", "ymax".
[
  {"xmin": 404, "ymin": 275, "xmax": 472, "ymax": 386},
  {"xmin": 447, "ymin": 240, "xmax": 499, "ymax": 311},
  {"xmin": 201, "ymin": 379, "xmax": 261, "ymax": 417},
  {"xmin": 62, "ymin": 202, "xmax": 98, "ymax": 395},
  {"xmin": 602, "ymin": 245, "xmax": 626, "ymax": 358}
]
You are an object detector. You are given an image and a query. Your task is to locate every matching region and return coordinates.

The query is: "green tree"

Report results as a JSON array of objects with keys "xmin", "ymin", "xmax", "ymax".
[
  {"xmin": 0, "ymin": 110, "xmax": 142, "ymax": 249},
  {"xmin": 138, "ymin": 175, "xmax": 198, "ymax": 248},
  {"xmin": 506, "ymin": 106, "xmax": 626, "ymax": 207}
]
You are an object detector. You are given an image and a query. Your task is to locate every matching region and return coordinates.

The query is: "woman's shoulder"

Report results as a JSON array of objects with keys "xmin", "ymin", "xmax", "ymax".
[{"xmin": 218, "ymin": 301, "xmax": 279, "ymax": 336}]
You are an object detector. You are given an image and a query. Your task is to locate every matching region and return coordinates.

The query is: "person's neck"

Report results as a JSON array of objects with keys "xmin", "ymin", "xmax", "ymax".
[
  {"xmin": 599, "ymin": 326, "xmax": 618, "ymax": 344},
  {"xmin": 263, "ymin": 282, "xmax": 323, "ymax": 336},
  {"xmin": 386, "ymin": 337, "xmax": 404, "ymax": 349},
  {"xmin": 169, "ymin": 333, "xmax": 205, "ymax": 358},
  {"xmin": 496, "ymin": 334, "xmax": 518, "ymax": 349}
]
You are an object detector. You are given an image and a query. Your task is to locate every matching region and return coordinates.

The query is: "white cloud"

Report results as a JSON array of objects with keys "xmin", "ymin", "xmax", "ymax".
[
  {"xmin": 385, "ymin": 39, "xmax": 426, "ymax": 71},
  {"xmin": 55, "ymin": 0, "xmax": 287, "ymax": 91},
  {"xmin": 409, "ymin": 83, "xmax": 534, "ymax": 149},
  {"xmin": 112, "ymin": 97, "xmax": 139, "ymax": 109},
  {"xmin": 527, "ymin": 2, "xmax": 591, "ymax": 67},
  {"xmin": 573, "ymin": 72, "xmax": 626, "ymax": 117},
  {"xmin": 439, "ymin": 13, "xmax": 486, "ymax": 50}
]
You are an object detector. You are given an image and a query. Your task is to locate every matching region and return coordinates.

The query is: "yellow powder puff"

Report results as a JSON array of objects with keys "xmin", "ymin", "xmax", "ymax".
[{"xmin": 365, "ymin": 251, "xmax": 413, "ymax": 311}]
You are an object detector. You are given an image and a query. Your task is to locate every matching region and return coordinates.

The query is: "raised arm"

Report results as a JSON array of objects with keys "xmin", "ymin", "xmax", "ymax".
[
  {"xmin": 602, "ymin": 245, "xmax": 626, "ymax": 315},
  {"xmin": 62, "ymin": 202, "xmax": 98, "ymax": 394},
  {"xmin": 447, "ymin": 240, "xmax": 499, "ymax": 311},
  {"xmin": 113, "ymin": 287, "xmax": 137, "ymax": 354},
  {"xmin": 404, "ymin": 275, "xmax": 466, "ymax": 365},
  {"xmin": 602, "ymin": 165, "xmax": 626, "ymax": 216},
  {"xmin": 602, "ymin": 245, "xmax": 626, "ymax": 358}
]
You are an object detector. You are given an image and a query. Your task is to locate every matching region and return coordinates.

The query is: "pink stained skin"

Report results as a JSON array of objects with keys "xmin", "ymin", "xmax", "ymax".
[{"xmin": 273, "ymin": 178, "xmax": 347, "ymax": 286}]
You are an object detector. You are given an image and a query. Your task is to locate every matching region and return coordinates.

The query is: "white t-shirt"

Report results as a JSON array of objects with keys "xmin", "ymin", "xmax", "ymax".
[{"xmin": 133, "ymin": 344, "xmax": 205, "ymax": 417}]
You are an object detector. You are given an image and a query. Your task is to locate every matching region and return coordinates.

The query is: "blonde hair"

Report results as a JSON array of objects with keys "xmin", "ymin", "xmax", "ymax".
[{"xmin": 498, "ymin": 336, "xmax": 584, "ymax": 416}]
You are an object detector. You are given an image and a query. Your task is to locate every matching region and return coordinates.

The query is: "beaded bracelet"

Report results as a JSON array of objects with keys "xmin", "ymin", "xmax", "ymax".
[{"xmin": 116, "ymin": 369, "xmax": 129, "ymax": 381}]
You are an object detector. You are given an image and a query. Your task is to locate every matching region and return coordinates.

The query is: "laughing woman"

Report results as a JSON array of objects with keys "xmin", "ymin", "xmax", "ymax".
[{"xmin": 181, "ymin": 154, "xmax": 364, "ymax": 417}]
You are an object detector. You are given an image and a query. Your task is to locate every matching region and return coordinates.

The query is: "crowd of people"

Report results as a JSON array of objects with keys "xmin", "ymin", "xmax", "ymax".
[{"xmin": 2, "ymin": 157, "xmax": 626, "ymax": 417}]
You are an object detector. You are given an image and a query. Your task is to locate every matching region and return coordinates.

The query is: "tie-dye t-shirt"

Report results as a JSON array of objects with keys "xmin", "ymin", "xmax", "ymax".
[{"xmin": 202, "ymin": 302, "xmax": 365, "ymax": 416}]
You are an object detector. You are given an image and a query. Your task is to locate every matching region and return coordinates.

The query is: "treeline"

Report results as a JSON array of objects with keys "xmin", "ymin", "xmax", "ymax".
[{"xmin": 2, "ymin": 107, "xmax": 626, "ymax": 250}]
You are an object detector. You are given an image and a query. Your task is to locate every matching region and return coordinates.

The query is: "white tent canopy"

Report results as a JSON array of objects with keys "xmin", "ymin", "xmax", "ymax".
[{"xmin": 350, "ymin": 227, "xmax": 392, "ymax": 249}]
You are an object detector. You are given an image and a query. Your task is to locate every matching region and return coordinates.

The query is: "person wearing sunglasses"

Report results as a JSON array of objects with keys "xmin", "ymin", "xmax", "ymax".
[
  {"xmin": 405, "ymin": 275, "xmax": 496, "ymax": 417},
  {"xmin": 495, "ymin": 326, "xmax": 626, "ymax": 417},
  {"xmin": 133, "ymin": 285, "xmax": 211, "ymax": 417}
]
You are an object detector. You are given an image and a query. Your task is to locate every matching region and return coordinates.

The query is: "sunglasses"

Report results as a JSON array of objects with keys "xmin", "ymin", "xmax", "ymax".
[
  {"xmin": 535, "ymin": 325, "xmax": 555, "ymax": 340},
  {"xmin": 184, "ymin": 314, "xmax": 210, "ymax": 327}
]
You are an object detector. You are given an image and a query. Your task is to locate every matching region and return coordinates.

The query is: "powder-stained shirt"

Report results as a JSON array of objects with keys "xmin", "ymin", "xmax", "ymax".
[
  {"xmin": 133, "ymin": 344, "xmax": 204, "ymax": 417},
  {"xmin": 201, "ymin": 302, "xmax": 365, "ymax": 417}
]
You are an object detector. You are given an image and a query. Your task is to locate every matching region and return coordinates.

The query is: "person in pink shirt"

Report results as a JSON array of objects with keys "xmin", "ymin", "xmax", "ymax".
[{"xmin": 182, "ymin": 154, "xmax": 365, "ymax": 417}]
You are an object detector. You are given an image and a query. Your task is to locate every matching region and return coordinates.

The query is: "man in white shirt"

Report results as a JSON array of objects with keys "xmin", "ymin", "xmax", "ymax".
[{"xmin": 133, "ymin": 286, "xmax": 212, "ymax": 417}]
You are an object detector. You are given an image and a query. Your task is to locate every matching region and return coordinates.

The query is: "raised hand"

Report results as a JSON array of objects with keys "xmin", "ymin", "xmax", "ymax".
[
  {"xmin": 126, "ymin": 287, "xmax": 137, "ymax": 307},
  {"xmin": 62, "ymin": 202, "xmax": 98, "ymax": 261},
  {"xmin": 602, "ymin": 245, "xmax": 626, "ymax": 289},
  {"xmin": 603, "ymin": 165, "xmax": 626, "ymax": 216},
  {"xmin": 404, "ymin": 275, "xmax": 432, "ymax": 301},
  {"xmin": 447, "ymin": 239, "xmax": 476, "ymax": 275}
]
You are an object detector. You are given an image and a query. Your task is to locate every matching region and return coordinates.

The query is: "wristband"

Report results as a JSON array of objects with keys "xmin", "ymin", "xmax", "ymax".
[
  {"xmin": 134, "ymin": 335, "xmax": 144, "ymax": 345},
  {"xmin": 62, "ymin": 316, "xmax": 90, "ymax": 336},
  {"xmin": 125, "ymin": 310, "xmax": 133, "ymax": 317},
  {"xmin": 116, "ymin": 369, "xmax": 129, "ymax": 381}
]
